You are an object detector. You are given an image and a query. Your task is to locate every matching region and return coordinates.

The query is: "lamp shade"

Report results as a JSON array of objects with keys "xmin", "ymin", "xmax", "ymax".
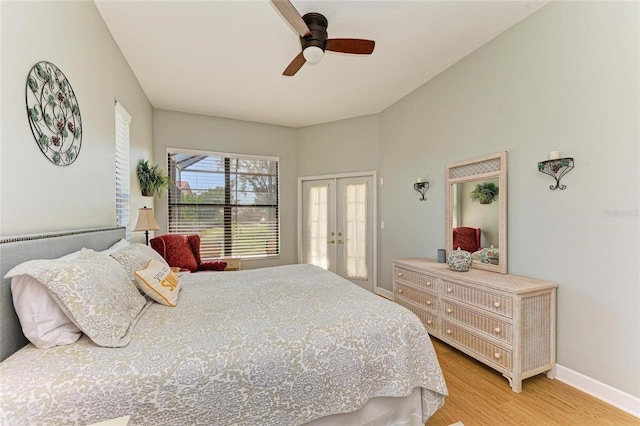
[{"xmin": 134, "ymin": 207, "xmax": 160, "ymax": 232}]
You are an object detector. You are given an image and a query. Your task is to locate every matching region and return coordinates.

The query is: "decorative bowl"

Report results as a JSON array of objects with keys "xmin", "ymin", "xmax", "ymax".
[
  {"xmin": 447, "ymin": 247, "xmax": 472, "ymax": 272},
  {"xmin": 475, "ymin": 247, "xmax": 499, "ymax": 265}
]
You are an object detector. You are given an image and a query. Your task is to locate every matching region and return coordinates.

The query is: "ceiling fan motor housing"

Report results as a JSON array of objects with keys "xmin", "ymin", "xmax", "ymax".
[{"xmin": 301, "ymin": 12, "xmax": 328, "ymax": 51}]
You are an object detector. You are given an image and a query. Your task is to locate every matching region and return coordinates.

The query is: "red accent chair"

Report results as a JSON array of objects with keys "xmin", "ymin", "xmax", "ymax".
[
  {"xmin": 452, "ymin": 227, "xmax": 481, "ymax": 253},
  {"xmin": 150, "ymin": 234, "xmax": 227, "ymax": 272}
]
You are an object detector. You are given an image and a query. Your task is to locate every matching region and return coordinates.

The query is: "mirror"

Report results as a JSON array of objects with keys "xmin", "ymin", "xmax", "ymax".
[{"xmin": 446, "ymin": 152, "xmax": 507, "ymax": 274}]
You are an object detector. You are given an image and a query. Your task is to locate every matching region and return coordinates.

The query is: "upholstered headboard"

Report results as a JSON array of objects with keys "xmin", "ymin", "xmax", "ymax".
[{"xmin": 0, "ymin": 227, "xmax": 125, "ymax": 362}]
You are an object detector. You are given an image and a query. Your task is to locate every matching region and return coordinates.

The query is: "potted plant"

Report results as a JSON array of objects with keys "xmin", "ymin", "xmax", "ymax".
[
  {"xmin": 469, "ymin": 182, "xmax": 499, "ymax": 205},
  {"xmin": 137, "ymin": 159, "xmax": 169, "ymax": 197}
]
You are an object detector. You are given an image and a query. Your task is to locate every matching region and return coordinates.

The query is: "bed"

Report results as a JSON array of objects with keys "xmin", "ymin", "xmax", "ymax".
[{"xmin": 0, "ymin": 227, "xmax": 447, "ymax": 425}]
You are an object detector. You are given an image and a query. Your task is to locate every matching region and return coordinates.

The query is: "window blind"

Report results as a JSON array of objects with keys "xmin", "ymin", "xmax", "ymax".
[
  {"xmin": 167, "ymin": 149, "xmax": 279, "ymax": 259},
  {"xmin": 115, "ymin": 102, "xmax": 131, "ymax": 240}
]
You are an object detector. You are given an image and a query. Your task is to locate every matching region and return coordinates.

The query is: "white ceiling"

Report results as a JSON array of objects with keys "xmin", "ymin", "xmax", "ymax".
[{"xmin": 95, "ymin": 0, "xmax": 548, "ymax": 128}]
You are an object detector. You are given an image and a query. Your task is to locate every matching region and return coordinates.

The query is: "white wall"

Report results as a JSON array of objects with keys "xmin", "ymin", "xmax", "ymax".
[
  {"xmin": 298, "ymin": 1, "xmax": 640, "ymax": 399},
  {"xmin": 296, "ymin": 114, "xmax": 380, "ymax": 177},
  {"xmin": 0, "ymin": 1, "xmax": 153, "ymax": 241},
  {"xmin": 152, "ymin": 109, "xmax": 298, "ymax": 269}
]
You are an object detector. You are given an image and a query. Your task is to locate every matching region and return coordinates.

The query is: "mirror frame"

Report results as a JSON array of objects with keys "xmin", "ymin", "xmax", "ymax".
[{"xmin": 446, "ymin": 152, "xmax": 508, "ymax": 274}]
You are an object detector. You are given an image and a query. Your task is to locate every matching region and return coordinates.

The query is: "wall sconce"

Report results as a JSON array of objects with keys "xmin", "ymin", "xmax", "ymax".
[
  {"xmin": 414, "ymin": 178, "xmax": 429, "ymax": 201},
  {"xmin": 538, "ymin": 151, "xmax": 574, "ymax": 190},
  {"xmin": 135, "ymin": 206, "xmax": 160, "ymax": 244}
]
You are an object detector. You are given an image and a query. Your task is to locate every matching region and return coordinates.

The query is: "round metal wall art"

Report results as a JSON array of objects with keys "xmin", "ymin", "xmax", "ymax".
[{"xmin": 25, "ymin": 61, "xmax": 82, "ymax": 166}]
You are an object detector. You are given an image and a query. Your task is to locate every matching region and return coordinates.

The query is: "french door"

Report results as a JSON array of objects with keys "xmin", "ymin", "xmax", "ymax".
[{"xmin": 299, "ymin": 173, "xmax": 376, "ymax": 292}]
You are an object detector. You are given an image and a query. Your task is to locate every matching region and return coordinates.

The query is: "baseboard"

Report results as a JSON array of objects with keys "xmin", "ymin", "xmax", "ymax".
[{"xmin": 556, "ymin": 364, "xmax": 640, "ymax": 418}]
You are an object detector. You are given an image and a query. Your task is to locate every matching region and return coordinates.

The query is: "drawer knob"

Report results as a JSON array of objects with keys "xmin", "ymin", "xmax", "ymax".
[
  {"xmin": 446, "ymin": 308, "xmax": 452, "ymax": 314},
  {"xmin": 494, "ymin": 301, "xmax": 501, "ymax": 308},
  {"xmin": 494, "ymin": 327, "xmax": 501, "ymax": 334},
  {"xmin": 427, "ymin": 320, "xmax": 432, "ymax": 325},
  {"xmin": 494, "ymin": 353, "xmax": 501, "ymax": 359},
  {"xmin": 398, "ymin": 289, "xmax": 403, "ymax": 294},
  {"xmin": 426, "ymin": 281, "xmax": 431, "ymax": 286},
  {"xmin": 447, "ymin": 288, "xmax": 452, "ymax": 293},
  {"xmin": 398, "ymin": 272, "xmax": 403, "ymax": 277},
  {"xmin": 426, "ymin": 301, "xmax": 432, "ymax": 305},
  {"xmin": 446, "ymin": 329, "xmax": 452, "ymax": 335}
]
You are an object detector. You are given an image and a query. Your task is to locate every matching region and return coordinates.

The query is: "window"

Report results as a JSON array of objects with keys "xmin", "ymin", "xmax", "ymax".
[
  {"xmin": 167, "ymin": 149, "xmax": 279, "ymax": 259},
  {"xmin": 115, "ymin": 102, "xmax": 131, "ymax": 240}
]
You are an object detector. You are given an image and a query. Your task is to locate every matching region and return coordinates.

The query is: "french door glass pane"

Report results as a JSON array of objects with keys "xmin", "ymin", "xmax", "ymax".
[
  {"xmin": 307, "ymin": 184, "xmax": 329, "ymax": 269},
  {"xmin": 344, "ymin": 181, "xmax": 367, "ymax": 280}
]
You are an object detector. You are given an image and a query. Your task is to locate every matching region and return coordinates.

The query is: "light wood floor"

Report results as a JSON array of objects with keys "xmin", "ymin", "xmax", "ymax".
[{"xmin": 426, "ymin": 339, "xmax": 640, "ymax": 426}]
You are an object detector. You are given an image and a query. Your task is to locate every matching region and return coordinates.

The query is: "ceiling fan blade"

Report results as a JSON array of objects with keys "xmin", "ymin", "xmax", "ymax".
[
  {"xmin": 283, "ymin": 51, "xmax": 306, "ymax": 76},
  {"xmin": 271, "ymin": 0, "xmax": 311, "ymax": 37},
  {"xmin": 325, "ymin": 39, "xmax": 375, "ymax": 55}
]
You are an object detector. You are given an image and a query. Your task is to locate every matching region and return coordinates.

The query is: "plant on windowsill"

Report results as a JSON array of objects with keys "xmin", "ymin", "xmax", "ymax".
[
  {"xmin": 469, "ymin": 182, "xmax": 499, "ymax": 205},
  {"xmin": 137, "ymin": 159, "xmax": 169, "ymax": 197}
]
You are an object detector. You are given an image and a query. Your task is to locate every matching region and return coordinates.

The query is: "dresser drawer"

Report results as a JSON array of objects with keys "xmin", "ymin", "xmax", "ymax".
[
  {"xmin": 441, "ymin": 320, "xmax": 512, "ymax": 370},
  {"xmin": 397, "ymin": 300, "xmax": 437, "ymax": 333},
  {"xmin": 395, "ymin": 267, "xmax": 437, "ymax": 294},
  {"xmin": 393, "ymin": 258, "xmax": 557, "ymax": 393},
  {"xmin": 442, "ymin": 301, "xmax": 512, "ymax": 345},
  {"xmin": 396, "ymin": 283, "xmax": 437, "ymax": 312},
  {"xmin": 441, "ymin": 280, "xmax": 512, "ymax": 318}
]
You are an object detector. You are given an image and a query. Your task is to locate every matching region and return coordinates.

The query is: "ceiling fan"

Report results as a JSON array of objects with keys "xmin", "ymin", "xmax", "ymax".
[{"xmin": 271, "ymin": 0, "xmax": 375, "ymax": 76}]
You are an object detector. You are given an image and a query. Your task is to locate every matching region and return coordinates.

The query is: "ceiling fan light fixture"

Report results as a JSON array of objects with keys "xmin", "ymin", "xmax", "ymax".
[{"xmin": 303, "ymin": 46, "xmax": 324, "ymax": 63}]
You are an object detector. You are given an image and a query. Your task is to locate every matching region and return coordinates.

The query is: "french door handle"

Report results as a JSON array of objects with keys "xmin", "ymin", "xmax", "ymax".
[{"xmin": 328, "ymin": 240, "xmax": 335, "ymax": 244}]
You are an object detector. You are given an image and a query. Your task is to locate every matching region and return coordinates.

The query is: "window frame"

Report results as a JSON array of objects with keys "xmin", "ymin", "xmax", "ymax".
[{"xmin": 166, "ymin": 147, "xmax": 280, "ymax": 260}]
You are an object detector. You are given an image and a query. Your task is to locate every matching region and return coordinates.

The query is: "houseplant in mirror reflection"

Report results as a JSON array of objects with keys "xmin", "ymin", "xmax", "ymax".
[{"xmin": 469, "ymin": 182, "xmax": 499, "ymax": 205}]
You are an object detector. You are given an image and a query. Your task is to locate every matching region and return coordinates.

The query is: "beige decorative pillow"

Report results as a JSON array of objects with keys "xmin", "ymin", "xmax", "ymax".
[
  {"xmin": 5, "ymin": 249, "xmax": 148, "ymax": 347},
  {"xmin": 110, "ymin": 243, "xmax": 170, "ymax": 283},
  {"xmin": 134, "ymin": 259, "xmax": 182, "ymax": 307}
]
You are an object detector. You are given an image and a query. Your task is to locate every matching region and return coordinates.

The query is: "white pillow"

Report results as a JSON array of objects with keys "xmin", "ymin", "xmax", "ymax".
[
  {"xmin": 6, "ymin": 249, "xmax": 147, "ymax": 347},
  {"xmin": 134, "ymin": 259, "xmax": 182, "ymax": 307},
  {"xmin": 9, "ymin": 247, "xmax": 87, "ymax": 348},
  {"xmin": 101, "ymin": 238, "xmax": 130, "ymax": 255},
  {"xmin": 10, "ymin": 274, "xmax": 82, "ymax": 348}
]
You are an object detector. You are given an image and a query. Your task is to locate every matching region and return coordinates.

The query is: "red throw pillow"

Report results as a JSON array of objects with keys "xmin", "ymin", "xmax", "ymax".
[
  {"xmin": 198, "ymin": 261, "xmax": 227, "ymax": 272},
  {"xmin": 152, "ymin": 235, "xmax": 199, "ymax": 272}
]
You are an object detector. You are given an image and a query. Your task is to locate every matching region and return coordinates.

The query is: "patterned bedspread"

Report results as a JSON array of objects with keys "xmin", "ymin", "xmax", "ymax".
[{"xmin": 0, "ymin": 264, "xmax": 447, "ymax": 425}]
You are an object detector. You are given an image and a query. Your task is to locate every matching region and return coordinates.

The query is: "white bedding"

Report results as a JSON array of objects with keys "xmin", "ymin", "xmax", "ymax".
[{"xmin": 0, "ymin": 264, "xmax": 447, "ymax": 425}]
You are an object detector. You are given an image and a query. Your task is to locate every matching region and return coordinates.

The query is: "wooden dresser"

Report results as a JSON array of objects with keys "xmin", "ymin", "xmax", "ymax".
[{"xmin": 393, "ymin": 258, "xmax": 557, "ymax": 392}]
